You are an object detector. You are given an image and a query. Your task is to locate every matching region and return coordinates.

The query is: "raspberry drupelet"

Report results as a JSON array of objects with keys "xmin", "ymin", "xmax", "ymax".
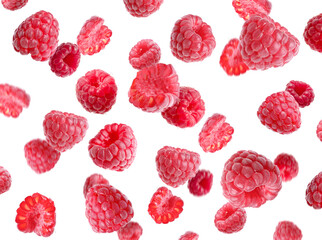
[
  {"xmin": 232, "ymin": 0, "xmax": 272, "ymax": 20},
  {"xmin": 285, "ymin": 80, "xmax": 314, "ymax": 108},
  {"xmin": 2, "ymin": 0, "xmax": 28, "ymax": 10},
  {"xmin": 188, "ymin": 169, "xmax": 213, "ymax": 196},
  {"xmin": 117, "ymin": 221, "xmax": 143, "ymax": 240},
  {"xmin": 273, "ymin": 221, "xmax": 302, "ymax": 240},
  {"xmin": 83, "ymin": 173, "xmax": 109, "ymax": 198},
  {"xmin": 306, "ymin": 172, "xmax": 322, "ymax": 209},
  {"xmin": 274, "ymin": 153, "xmax": 299, "ymax": 182},
  {"xmin": 304, "ymin": 14, "xmax": 322, "ymax": 53},
  {"xmin": 0, "ymin": 166, "xmax": 11, "ymax": 195},
  {"xmin": 123, "ymin": 0, "xmax": 164, "ymax": 17},
  {"xmin": 179, "ymin": 231, "xmax": 199, "ymax": 240}
]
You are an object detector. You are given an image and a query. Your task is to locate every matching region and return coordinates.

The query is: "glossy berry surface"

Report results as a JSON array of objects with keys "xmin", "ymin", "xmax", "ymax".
[
  {"xmin": 188, "ymin": 169, "xmax": 213, "ymax": 196},
  {"xmin": 0, "ymin": 166, "xmax": 11, "ymax": 195},
  {"xmin": 83, "ymin": 173, "xmax": 109, "ymax": 198},
  {"xmin": 273, "ymin": 221, "xmax": 302, "ymax": 240},
  {"xmin": 304, "ymin": 14, "xmax": 322, "ymax": 53},
  {"xmin": 179, "ymin": 231, "xmax": 199, "ymax": 240},
  {"xmin": 117, "ymin": 221, "xmax": 143, "ymax": 240},
  {"xmin": 274, "ymin": 153, "xmax": 299, "ymax": 182},
  {"xmin": 232, "ymin": 0, "xmax": 272, "ymax": 20},
  {"xmin": 285, "ymin": 80, "xmax": 314, "ymax": 108},
  {"xmin": 2, "ymin": 0, "xmax": 28, "ymax": 10},
  {"xmin": 123, "ymin": 0, "xmax": 164, "ymax": 17},
  {"xmin": 306, "ymin": 172, "xmax": 322, "ymax": 209}
]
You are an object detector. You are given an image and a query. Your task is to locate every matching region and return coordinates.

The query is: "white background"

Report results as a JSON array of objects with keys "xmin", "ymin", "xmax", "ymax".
[{"xmin": 0, "ymin": 0, "xmax": 322, "ymax": 239}]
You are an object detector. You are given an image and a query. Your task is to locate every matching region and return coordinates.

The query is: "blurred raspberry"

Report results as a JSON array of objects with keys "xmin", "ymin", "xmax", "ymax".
[
  {"xmin": 306, "ymin": 172, "xmax": 322, "ymax": 209},
  {"xmin": 273, "ymin": 221, "xmax": 302, "ymax": 240},
  {"xmin": 83, "ymin": 173, "xmax": 109, "ymax": 198},
  {"xmin": 317, "ymin": 120, "xmax": 322, "ymax": 141},
  {"xmin": 2, "ymin": 0, "xmax": 28, "ymax": 10},
  {"xmin": 188, "ymin": 170, "xmax": 213, "ymax": 196},
  {"xmin": 274, "ymin": 153, "xmax": 299, "ymax": 182},
  {"xmin": 179, "ymin": 231, "xmax": 199, "ymax": 240},
  {"xmin": 232, "ymin": 0, "xmax": 271, "ymax": 20},
  {"xmin": 0, "ymin": 167, "xmax": 11, "ymax": 195},
  {"xmin": 304, "ymin": 14, "xmax": 322, "ymax": 53},
  {"xmin": 123, "ymin": 0, "xmax": 163, "ymax": 17},
  {"xmin": 285, "ymin": 80, "xmax": 314, "ymax": 108},
  {"xmin": 117, "ymin": 221, "xmax": 143, "ymax": 240}
]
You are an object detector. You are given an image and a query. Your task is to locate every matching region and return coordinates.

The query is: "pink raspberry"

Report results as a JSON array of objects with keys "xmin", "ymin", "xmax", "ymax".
[
  {"xmin": 188, "ymin": 169, "xmax": 213, "ymax": 196},
  {"xmin": 117, "ymin": 221, "xmax": 143, "ymax": 240},
  {"xmin": 2, "ymin": 0, "xmax": 28, "ymax": 10},
  {"xmin": 305, "ymin": 172, "xmax": 322, "ymax": 209},
  {"xmin": 232, "ymin": 0, "xmax": 272, "ymax": 20},
  {"xmin": 274, "ymin": 153, "xmax": 299, "ymax": 182},
  {"xmin": 317, "ymin": 120, "xmax": 322, "ymax": 141},
  {"xmin": 0, "ymin": 166, "xmax": 11, "ymax": 195},
  {"xmin": 83, "ymin": 173, "xmax": 109, "ymax": 198},
  {"xmin": 123, "ymin": 0, "xmax": 164, "ymax": 17},
  {"xmin": 273, "ymin": 221, "xmax": 302, "ymax": 240},
  {"xmin": 179, "ymin": 231, "xmax": 199, "ymax": 240},
  {"xmin": 304, "ymin": 14, "xmax": 322, "ymax": 53},
  {"xmin": 285, "ymin": 80, "xmax": 314, "ymax": 108}
]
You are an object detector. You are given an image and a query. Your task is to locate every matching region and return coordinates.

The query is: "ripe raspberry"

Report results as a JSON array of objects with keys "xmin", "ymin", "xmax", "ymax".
[
  {"xmin": 0, "ymin": 166, "xmax": 11, "ymax": 194},
  {"xmin": 49, "ymin": 42, "xmax": 81, "ymax": 77},
  {"xmin": 214, "ymin": 202, "xmax": 247, "ymax": 234},
  {"xmin": 232, "ymin": 0, "xmax": 272, "ymax": 20},
  {"xmin": 188, "ymin": 169, "xmax": 213, "ymax": 196},
  {"xmin": 273, "ymin": 221, "xmax": 302, "ymax": 240},
  {"xmin": 83, "ymin": 173, "xmax": 109, "ymax": 198},
  {"xmin": 129, "ymin": 39, "xmax": 161, "ymax": 70},
  {"xmin": 219, "ymin": 38, "xmax": 249, "ymax": 76},
  {"xmin": 76, "ymin": 69, "xmax": 117, "ymax": 114},
  {"xmin": 304, "ymin": 14, "xmax": 322, "ymax": 53},
  {"xmin": 285, "ymin": 80, "xmax": 314, "ymax": 108},
  {"xmin": 274, "ymin": 153, "xmax": 299, "ymax": 182},
  {"xmin": 117, "ymin": 221, "xmax": 143, "ymax": 240},
  {"xmin": 15, "ymin": 193, "xmax": 56, "ymax": 237},
  {"xmin": 128, "ymin": 63, "xmax": 179, "ymax": 112},
  {"xmin": 0, "ymin": 83, "xmax": 30, "ymax": 118},
  {"xmin": 85, "ymin": 184, "xmax": 134, "ymax": 233},
  {"xmin": 198, "ymin": 113, "xmax": 234, "ymax": 153},
  {"xmin": 316, "ymin": 120, "xmax": 322, "ymax": 141},
  {"xmin": 148, "ymin": 186, "xmax": 184, "ymax": 224},
  {"xmin": 156, "ymin": 146, "xmax": 201, "ymax": 188},
  {"xmin": 221, "ymin": 150, "xmax": 282, "ymax": 208},
  {"xmin": 123, "ymin": 0, "xmax": 164, "ymax": 17},
  {"xmin": 161, "ymin": 87, "xmax": 205, "ymax": 128},
  {"xmin": 77, "ymin": 16, "xmax": 112, "ymax": 55},
  {"xmin": 305, "ymin": 172, "xmax": 322, "ymax": 209},
  {"xmin": 13, "ymin": 10, "xmax": 59, "ymax": 61},
  {"xmin": 179, "ymin": 231, "xmax": 199, "ymax": 240},
  {"xmin": 170, "ymin": 14, "xmax": 216, "ymax": 62},
  {"xmin": 239, "ymin": 14, "xmax": 300, "ymax": 70},
  {"xmin": 257, "ymin": 91, "xmax": 301, "ymax": 134},
  {"xmin": 24, "ymin": 139, "xmax": 61, "ymax": 174},
  {"xmin": 2, "ymin": 0, "xmax": 28, "ymax": 10},
  {"xmin": 43, "ymin": 110, "xmax": 88, "ymax": 152}
]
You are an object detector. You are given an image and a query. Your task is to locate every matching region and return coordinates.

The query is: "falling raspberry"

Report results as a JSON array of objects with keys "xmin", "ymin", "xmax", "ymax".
[
  {"xmin": 304, "ymin": 14, "xmax": 322, "ymax": 53},
  {"xmin": 0, "ymin": 166, "xmax": 11, "ymax": 195},
  {"xmin": 306, "ymin": 172, "xmax": 322, "ymax": 209},
  {"xmin": 285, "ymin": 80, "xmax": 314, "ymax": 108},
  {"xmin": 2, "ymin": 0, "xmax": 28, "ymax": 10},
  {"xmin": 179, "ymin": 231, "xmax": 199, "ymax": 240},
  {"xmin": 117, "ymin": 221, "xmax": 143, "ymax": 240},
  {"xmin": 83, "ymin": 173, "xmax": 109, "ymax": 198},
  {"xmin": 123, "ymin": 0, "xmax": 164, "ymax": 17},
  {"xmin": 232, "ymin": 0, "xmax": 272, "ymax": 20},
  {"xmin": 274, "ymin": 153, "xmax": 299, "ymax": 182},
  {"xmin": 188, "ymin": 170, "xmax": 213, "ymax": 196},
  {"xmin": 273, "ymin": 221, "xmax": 302, "ymax": 240},
  {"xmin": 317, "ymin": 120, "xmax": 322, "ymax": 141}
]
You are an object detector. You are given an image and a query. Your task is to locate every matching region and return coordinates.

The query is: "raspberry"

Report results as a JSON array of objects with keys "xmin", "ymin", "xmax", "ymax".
[
  {"xmin": 0, "ymin": 83, "xmax": 30, "ymax": 118},
  {"xmin": 83, "ymin": 173, "xmax": 109, "ymax": 198},
  {"xmin": 198, "ymin": 113, "xmax": 234, "ymax": 153},
  {"xmin": 85, "ymin": 184, "xmax": 134, "ymax": 233},
  {"xmin": 13, "ymin": 10, "xmax": 59, "ymax": 61},
  {"xmin": 77, "ymin": 16, "xmax": 112, "ymax": 55},
  {"xmin": 232, "ymin": 0, "xmax": 272, "ymax": 20},
  {"xmin": 317, "ymin": 120, "xmax": 322, "ymax": 141},
  {"xmin": 161, "ymin": 87, "xmax": 205, "ymax": 128},
  {"xmin": 221, "ymin": 150, "xmax": 282, "ymax": 208},
  {"xmin": 2, "ymin": 0, "xmax": 28, "ymax": 10},
  {"xmin": 128, "ymin": 63, "xmax": 179, "ymax": 112},
  {"xmin": 129, "ymin": 39, "xmax": 161, "ymax": 70},
  {"xmin": 257, "ymin": 91, "xmax": 301, "ymax": 134},
  {"xmin": 214, "ymin": 202, "xmax": 247, "ymax": 234},
  {"xmin": 156, "ymin": 146, "xmax": 201, "ymax": 188},
  {"xmin": 76, "ymin": 69, "xmax": 118, "ymax": 114},
  {"xmin": 219, "ymin": 38, "xmax": 249, "ymax": 76},
  {"xmin": 0, "ymin": 166, "xmax": 11, "ymax": 195},
  {"xmin": 15, "ymin": 193, "xmax": 56, "ymax": 237},
  {"xmin": 117, "ymin": 221, "xmax": 143, "ymax": 240},
  {"xmin": 24, "ymin": 139, "xmax": 61, "ymax": 174},
  {"xmin": 179, "ymin": 231, "xmax": 199, "ymax": 240},
  {"xmin": 273, "ymin": 221, "xmax": 302, "ymax": 240},
  {"xmin": 285, "ymin": 80, "xmax": 314, "ymax": 108},
  {"xmin": 188, "ymin": 169, "xmax": 213, "ymax": 196},
  {"xmin": 239, "ymin": 15, "xmax": 300, "ymax": 70},
  {"xmin": 43, "ymin": 110, "xmax": 89, "ymax": 152},
  {"xmin": 49, "ymin": 42, "xmax": 81, "ymax": 77},
  {"xmin": 148, "ymin": 186, "xmax": 184, "ymax": 224},
  {"xmin": 304, "ymin": 14, "xmax": 322, "ymax": 53},
  {"xmin": 305, "ymin": 172, "xmax": 322, "ymax": 209},
  {"xmin": 88, "ymin": 123, "xmax": 137, "ymax": 171},
  {"xmin": 274, "ymin": 153, "xmax": 299, "ymax": 182},
  {"xmin": 123, "ymin": 0, "xmax": 164, "ymax": 17},
  {"xmin": 170, "ymin": 14, "xmax": 216, "ymax": 62}
]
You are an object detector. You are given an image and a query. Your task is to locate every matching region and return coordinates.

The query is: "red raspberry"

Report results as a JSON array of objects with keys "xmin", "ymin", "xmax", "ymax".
[
  {"xmin": 274, "ymin": 153, "xmax": 299, "ymax": 182},
  {"xmin": 85, "ymin": 184, "xmax": 134, "ymax": 233},
  {"xmin": 305, "ymin": 172, "xmax": 322, "ymax": 209},
  {"xmin": 239, "ymin": 15, "xmax": 300, "ymax": 70},
  {"xmin": 257, "ymin": 91, "xmax": 301, "ymax": 134},
  {"xmin": 0, "ymin": 166, "xmax": 11, "ymax": 195},
  {"xmin": 273, "ymin": 221, "xmax": 302, "ymax": 240},
  {"xmin": 128, "ymin": 63, "xmax": 179, "ymax": 112},
  {"xmin": 129, "ymin": 39, "xmax": 161, "ymax": 70},
  {"xmin": 198, "ymin": 113, "xmax": 234, "ymax": 153},
  {"xmin": 49, "ymin": 42, "xmax": 81, "ymax": 77},
  {"xmin": 214, "ymin": 202, "xmax": 247, "ymax": 234},
  {"xmin": 123, "ymin": 0, "xmax": 163, "ymax": 17},
  {"xmin": 316, "ymin": 120, "xmax": 322, "ymax": 141},
  {"xmin": 304, "ymin": 14, "xmax": 322, "ymax": 53},
  {"xmin": 43, "ymin": 110, "xmax": 89, "ymax": 152},
  {"xmin": 156, "ymin": 146, "xmax": 201, "ymax": 188},
  {"xmin": 24, "ymin": 139, "xmax": 61, "ymax": 174},
  {"xmin": 170, "ymin": 14, "xmax": 216, "ymax": 62},
  {"xmin": 76, "ymin": 69, "xmax": 118, "ymax": 114},
  {"xmin": 179, "ymin": 231, "xmax": 199, "ymax": 240},
  {"xmin": 117, "ymin": 221, "xmax": 143, "ymax": 240},
  {"xmin": 285, "ymin": 80, "xmax": 314, "ymax": 108},
  {"xmin": 88, "ymin": 123, "xmax": 137, "ymax": 171},
  {"xmin": 77, "ymin": 16, "xmax": 112, "ymax": 55},
  {"xmin": 221, "ymin": 150, "xmax": 282, "ymax": 208},
  {"xmin": 15, "ymin": 193, "xmax": 56, "ymax": 237},
  {"xmin": 161, "ymin": 87, "xmax": 205, "ymax": 128},
  {"xmin": 219, "ymin": 38, "xmax": 249, "ymax": 76},
  {"xmin": 13, "ymin": 10, "xmax": 59, "ymax": 61},
  {"xmin": 188, "ymin": 169, "xmax": 213, "ymax": 196},
  {"xmin": 83, "ymin": 173, "xmax": 109, "ymax": 198},
  {"xmin": 2, "ymin": 0, "xmax": 27, "ymax": 10},
  {"xmin": 232, "ymin": 0, "xmax": 272, "ymax": 20},
  {"xmin": 148, "ymin": 186, "xmax": 184, "ymax": 224},
  {"xmin": 0, "ymin": 83, "xmax": 30, "ymax": 118}
]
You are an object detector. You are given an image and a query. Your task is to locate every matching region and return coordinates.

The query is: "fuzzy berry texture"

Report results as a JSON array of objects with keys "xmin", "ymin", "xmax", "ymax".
[
  {"xmin": 15, "ymin": 193, "xmax": 56, "ymax": 237},
  {"xmin": 148, "ymin": 186, "xmax": 184, "ymax": 224},
  {"xmin": 317, "ymin": 120, "xmax": 322, "ymax": 141},
  {"xmin": 43, "ymin": 110, "xmax": 88, "ymax": 152},
  {"xmin": 123, "ymin": 0, "xmax": 164, "ymax": 17},
  {"xmin": 188, "ymin": 169, "xmax": 213, "ymax": 196},
  {"xmin": 257, "ymin": 91, "xmax": 301, "ymax": 134},
  {"xmin": 117, "ymin": 221, "xmax": 143, "ymax": 240},
  {"xmin": 128, "ymin": 63, "xmax": 180, "ymax": 112},
  {"xmin": 304, "ymin": 14, "xmax": 322, "ymax": 53},
  {"xmin": 239, "ymin": 14, "xmax": 300, "ymax": 70},
  {"xmin": 129, "ymin": 39, "xmax": 161, "ymax": 70},
  {"xmin": 285, "ymin": 80, "xmax": 314, "ymax": 108},
  {"xmin": 0, "ymin": 83, "xmax": 30, "ymax": 118},
  {"xmin": 214, "ymin": 202, "xmax": 247, "ymax": 234},
  {"xmin": 179, "ymin": 231, "xmax": 199, "ymax": 240},
  {"xmin": 2, "ymin": 0, "xmax": 28, "ymax": 10},
  {"xmin": 156, "ymin": 146, "xmax": 201, "ymax": 188},
  {"xmin": 13, "ymin": 10, "xmax": 59, "ymax": 61},
  {"xmin": 274, "ymin": 153, "xmax": 299, "ymax": 182},
  {"xmin": 273, "ymin": 221, "xmax": 302, "ymax": 240},
  {"xmin": 83, "ymin": 173, "xmax": 109, "ymax": 198},
  {"xmin": 85, "ymin": 184, "xmax": 134, "ymax": 233},
  {"xmin": 161, "ymin": 87, "xmax": 205, "ymax": 128},
  {"xmin": 221, "ymin": 150, "xmax": 282, "ymax": 208},
  {"xmin": 0, "ymin": 166, "xmax": 11, "ymax": 195},
  {"xmin": 89, "ymin": 123, "xmax": 137, "ymax": 171},
  {"xmin": 232, "ymin": 0, "xmax": 272, "ymax": 20},
  {"xmin": 306, "ymin": 172, "xmax": 322, "ymax": 209},
  {"xmin": 76, "ymin": 69, "xmax": 118, "ymax": 114},
  {"xmin": 170, "ymin": 14, "xmax": 216, "ymax": 62}
]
